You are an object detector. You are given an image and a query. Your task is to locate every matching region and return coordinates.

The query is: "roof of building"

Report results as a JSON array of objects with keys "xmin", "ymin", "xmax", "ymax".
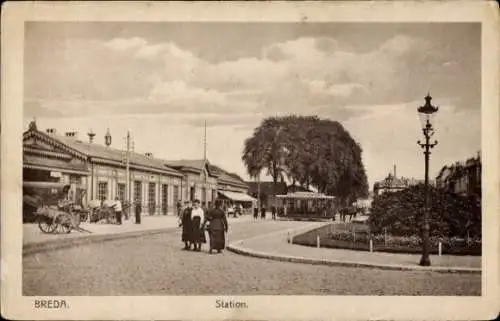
[
  {"xmin": 375, "ymin": 173, "xmax": 428, "ymax": 190},
  {"xmin": 163, "ymin": 159, "xmax": 207, "ymax": 171},
  {"xmin": 24, "ymin": 128, "xmax": 182, "ymax": 176},
  {"xmin": 57, "ymin": 135, "xmax": 183, "ymax": 176},
  {"xmin": 24, "ymin": 124, "xmax": 248, "ymax": 183},
  {"xmin": 210, "ymin": 164, "xmax": 247, "ymax": 187}
]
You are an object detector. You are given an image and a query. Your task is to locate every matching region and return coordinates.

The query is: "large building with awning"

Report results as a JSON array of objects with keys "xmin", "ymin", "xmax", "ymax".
[{"xmin": 23, "ymin": 121, "xmax": 252, "ymax": 216}]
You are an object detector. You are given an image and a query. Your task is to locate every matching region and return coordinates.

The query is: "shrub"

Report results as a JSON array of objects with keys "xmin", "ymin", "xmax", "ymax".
[{"xmin": 369, "ymin": 184, "xmax": 481, "ymax": 238}]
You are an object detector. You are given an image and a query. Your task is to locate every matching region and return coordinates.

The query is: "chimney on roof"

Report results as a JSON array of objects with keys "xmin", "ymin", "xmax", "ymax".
[
  {"xmin": 104, "ymin": 128, "xmax": 112, "ymax": 147},
  {"xmin": 65, "ymin": 131, "xmax": 78, "ymax": 139},
  {"xmin": 393, "ymin": 165, "xmax": 397, "ymax": 178},
  {"xmin": 145, "ymin": 152, "xmax": 153, "ymax": 158},
  {"xmin": 87, "ymin": 130, "xmax": 96, "ymax": 144},
  {"xmin": 46, "ymin": 128, "xmax": 56, "ymax": 135}
]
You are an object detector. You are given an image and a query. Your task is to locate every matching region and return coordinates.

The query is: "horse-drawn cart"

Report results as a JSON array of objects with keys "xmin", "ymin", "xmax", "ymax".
[
  {"xmin": 23, "ymin": 181, "xmax": 91, "ymax": 234},
  {"xmin": 88, "ymin": 200, "xmax": 132, "ymax": 224}
]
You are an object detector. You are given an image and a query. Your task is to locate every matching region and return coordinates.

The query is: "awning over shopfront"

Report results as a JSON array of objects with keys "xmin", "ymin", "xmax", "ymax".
[
  {"xmin": 218, "ymin": 190, "xmax": 256, "ymax": 203},
  {"xmin": 23, "ymin": 155, "xmax": 89, "ymax": 175},
  {"xmin": 276, "ymin": 191, "xmax": 335, "ymax": 200}
]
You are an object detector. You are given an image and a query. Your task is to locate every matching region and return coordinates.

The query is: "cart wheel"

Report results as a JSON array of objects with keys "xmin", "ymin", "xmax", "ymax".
[
  {"xmin": 54, "ymin": 213, "xmax": 72, "ymax": 234},
  {"xmin": 38, "ymin": 216, "xmax": 57, "ymax": 234}
]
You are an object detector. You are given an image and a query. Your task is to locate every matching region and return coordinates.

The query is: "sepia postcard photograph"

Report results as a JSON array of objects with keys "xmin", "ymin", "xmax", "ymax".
[{"xmin": 1, "ymin": 1, "xmax": 499, "ymax": 320}]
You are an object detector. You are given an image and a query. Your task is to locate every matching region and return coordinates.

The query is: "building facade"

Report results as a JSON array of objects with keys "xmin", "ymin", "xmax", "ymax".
[
  {"xmin": 373, "ymin": 165, "xmax": 430, "ymax": 197},
  {"xmin": 435, "ymin": 153, "xmax": 481, "ymax": 196},
  {"xmin": 24, "ymin": 121, "xmax": 184, "ymax": 215},
  {"xmin": 23, "ymin": 121, "xmax": 250, "ymax": 216}
]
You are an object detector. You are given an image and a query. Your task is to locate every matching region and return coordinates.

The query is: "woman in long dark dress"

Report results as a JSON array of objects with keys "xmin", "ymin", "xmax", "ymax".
[
  {"xmin": 180, "ymin": 201, "xmax": 193, "ymax": 250},
  {"xmin": 203, "ymin": 199, "xmax": 228, "ymax": 254}
]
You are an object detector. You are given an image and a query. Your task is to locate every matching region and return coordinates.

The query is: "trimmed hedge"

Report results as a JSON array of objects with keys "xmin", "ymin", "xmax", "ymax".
[{"xmin": 292, "ymin": 224, "xmax": 482, "ymax": 256}]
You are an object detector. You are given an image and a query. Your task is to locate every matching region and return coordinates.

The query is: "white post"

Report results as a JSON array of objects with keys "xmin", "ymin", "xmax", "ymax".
[
  {"xmin": 438, "ymin": 241, "xmax": 442, "ymax": 256},
  {"xmin": 316, "ymin": 235, "xmax": 320, "ymax": 248},
  {"xmin": 369, "ymin": 239, "xmax": 373, "ymax": 253}
]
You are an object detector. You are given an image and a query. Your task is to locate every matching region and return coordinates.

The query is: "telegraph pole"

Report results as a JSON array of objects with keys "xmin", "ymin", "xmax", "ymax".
[
  {"xmin": 126, "ymin": 131, "xmax": 131, "ymax": 209},
  {"xmin": 203, "ymin": 120, "xmax": 207, "ymax": 163},
  {"xmin": 257, "ymin": 172, "xmax": 261, "ymax": 209},
  {"xmin": 203, "ymin": 120, "xmax": 208, "ymax": 205}
]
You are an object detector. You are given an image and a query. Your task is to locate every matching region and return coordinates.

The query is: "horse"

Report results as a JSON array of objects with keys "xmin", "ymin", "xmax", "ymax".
[{"xmin": 339, "ymin": 206, "xmax": 360, "ymax": 222}]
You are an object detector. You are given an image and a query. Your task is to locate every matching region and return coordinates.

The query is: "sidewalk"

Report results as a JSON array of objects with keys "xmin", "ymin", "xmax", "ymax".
[
  {"xmin": 228, "ymin": 225, "xmax": 481, "ymax": 273},
  {"xmin": 23, "ymin": 214, "xmax": 254, "ymax": 249}
]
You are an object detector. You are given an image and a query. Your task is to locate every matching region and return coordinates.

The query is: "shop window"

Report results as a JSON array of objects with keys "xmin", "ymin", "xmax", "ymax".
[
  {"xmin": 148, "ymin": 183, "xmax": 156, "ymax": 214},
  {"xmin": 97, "ymin": 182, "xmax": 108, "ymax": 201},
  {"xmin": 116, "ymin": 183, "xmax": 126, "ymax": 202},
  {"xmin": 134, "ymin": 181, "xmax": 142, "ymax": 204},
  {"xmin": 161, "ymin": 184, "xmax": 168, "ymax": 215},
  {"xmin": 173, "ymin": 185, "xmax": 180, "ymax": 205}
]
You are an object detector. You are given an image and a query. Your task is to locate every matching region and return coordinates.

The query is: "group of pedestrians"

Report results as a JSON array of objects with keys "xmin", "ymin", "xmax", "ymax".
[
  {"xmin": 252, "ymin": 206, "xmax": 278, "ymax": 220},
  {"xmin": 179, "ymin": 199, "xmax": 228, "ymax": 254}
]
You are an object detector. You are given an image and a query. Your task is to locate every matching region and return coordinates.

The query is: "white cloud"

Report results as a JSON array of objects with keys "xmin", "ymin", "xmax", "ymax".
[
  {"xmin": 103, "ymin": 37, "xmax": 147, "ymax": 51},
  {"xmin": 93, "ymin": 34, "xmax": 429, "ymax": 118},
  {"xmin": 149, "ymin": 80, "xmax": 228, "ymax": 105},
  {"xmin": 379, "ymin": 34, "xmax": 421, "ymax": 54}
]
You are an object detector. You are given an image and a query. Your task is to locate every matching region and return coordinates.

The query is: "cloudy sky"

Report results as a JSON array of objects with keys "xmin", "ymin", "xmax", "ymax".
[{"xmin": 24, "ymin": 22, "xmax": 481, "ymax": 188}]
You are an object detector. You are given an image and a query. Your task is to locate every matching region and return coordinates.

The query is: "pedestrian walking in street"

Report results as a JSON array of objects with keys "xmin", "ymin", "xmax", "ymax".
[
  {"xmin": 253, "ymin": 207, "xmax": 259, "ymax": 220},
  {"xmin": 227, "ymin": 203, "xmax": 236, "ymax": 218},
  {"xmin": 271, "ymin": 206, "xmax": 276, "ymax": 220},
  {"xmin": 176, "ymin": 200, "xmax": 183, "ymax": 218},
  {"xmin": 234, "ymin": 204, "xmax": 242, "ymax": 217},
  {"xmin": 180, "ymin": 200, "xmax": 193, "ymax": 250},
  {"xmin": 260, "ymin": 206, "xmax": 266, "ymax": 219},
  {"xmin": 190, "ymin": 199, "xmax": 206, "ymax": 251},
  {"xmin": 135, "ymin": 201, "xmax": 142, "ymax": 224},
  {"xmin": 113, "ymin": 197, "xmax": 123, "ymax": 225},
  {"xmin": 202, "ymin": 199, "xmax": 228, "ymax": 254}
]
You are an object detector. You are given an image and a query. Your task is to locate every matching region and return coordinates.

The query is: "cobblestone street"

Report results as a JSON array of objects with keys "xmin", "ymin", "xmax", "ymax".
[{"xmin": 23, "ymin": 220, "xmax": 481, "ymax": 296}]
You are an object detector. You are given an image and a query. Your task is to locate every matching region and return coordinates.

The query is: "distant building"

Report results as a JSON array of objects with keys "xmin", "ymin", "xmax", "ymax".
[
  {"xmin": 435, "ymin": 152, "xmax": 481, "ymax": 196},
  {"xmin": 373, "ymin": 165, "xmax": 430, "ymax": 196},
  {"xmin": 246, "ymin": 181, "xmax": 287, "ymax": 209},
  {"xmin": 246, "ymin": 181, "xmax": 314, "ymax": 209}
]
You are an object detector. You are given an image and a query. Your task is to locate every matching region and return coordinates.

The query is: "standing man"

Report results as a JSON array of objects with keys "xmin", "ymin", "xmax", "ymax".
[
  {"xmin": 135, "ymin": 201, "xmax": 142, "ymax": 224},
  {"xmin": 113, "ymin": 197, "xmax": 123, "ymax": 225},
  {"xmin": 260, "ymin": 206, "xmax": 266, "ymax": 220},
  {"xmin": 271, "ymin": 206, "xmax": 277, "ymax": 220}
]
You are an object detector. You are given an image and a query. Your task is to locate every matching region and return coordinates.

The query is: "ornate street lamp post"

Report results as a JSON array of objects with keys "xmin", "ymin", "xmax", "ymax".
[{"xmin": 417, "ymin": 93, "xmax": 439, "ymax": 266}]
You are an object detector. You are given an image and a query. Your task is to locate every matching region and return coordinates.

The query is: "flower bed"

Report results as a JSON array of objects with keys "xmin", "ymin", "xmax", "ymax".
[{"xmin": 292, "ymin": 224, "xmax": 482, "ymax": 256}]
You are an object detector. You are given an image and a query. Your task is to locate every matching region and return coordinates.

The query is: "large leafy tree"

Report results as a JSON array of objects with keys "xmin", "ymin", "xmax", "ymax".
[{"xmin": 242, "ymin": 115, "xmax": 369, "ymax": 206}]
